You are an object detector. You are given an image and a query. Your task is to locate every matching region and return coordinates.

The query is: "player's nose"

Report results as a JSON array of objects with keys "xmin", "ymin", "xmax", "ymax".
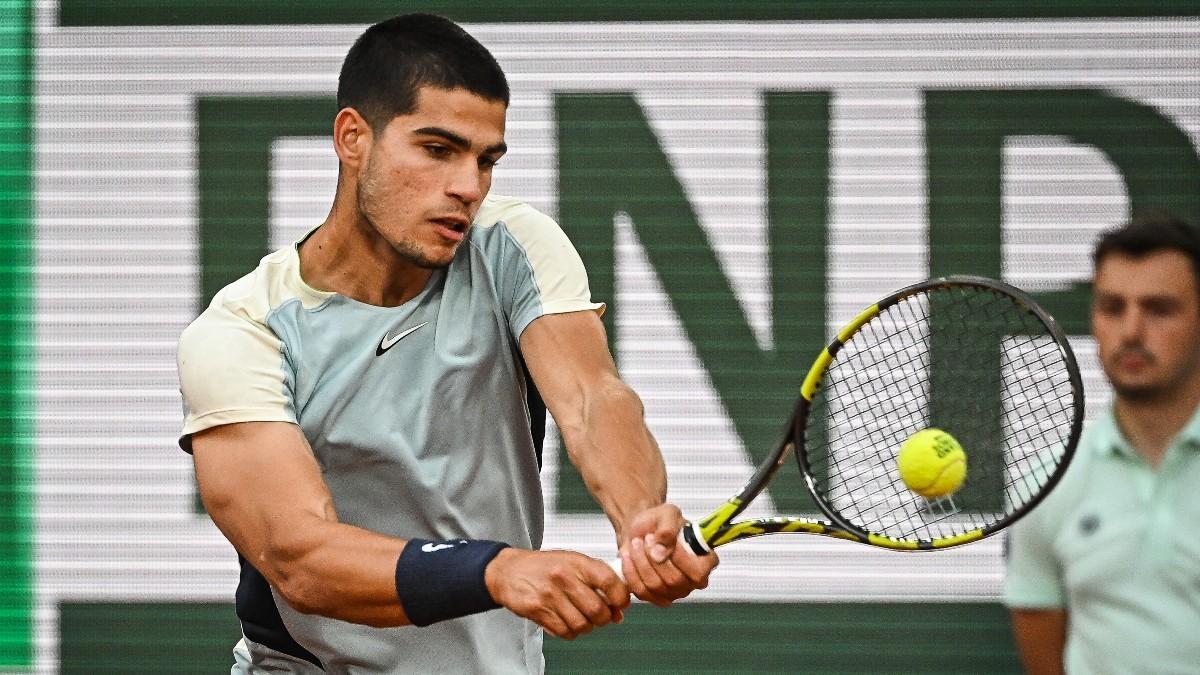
[
  {"xmin": 1119, "ymin": 308, "xmax": 1148, "ymax": 341},
  {"xmin": 446, "ymin": 161, "xmax": 484, "ymax": 205}
]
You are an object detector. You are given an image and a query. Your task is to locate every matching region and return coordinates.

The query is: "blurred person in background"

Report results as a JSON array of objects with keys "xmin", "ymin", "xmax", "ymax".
[{"xmin": 1005, "ymin": 213, "xmax": 1200, "ymax": 674}]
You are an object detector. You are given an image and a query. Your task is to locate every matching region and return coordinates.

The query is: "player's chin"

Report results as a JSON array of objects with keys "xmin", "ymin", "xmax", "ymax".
[
  {"xmin": 1110, "ymin": 377, "xmax": 1169, "ymax": 401},
  {"xmin": 411, "ymin": 243, "xmax": 460, "ymax": 269}
]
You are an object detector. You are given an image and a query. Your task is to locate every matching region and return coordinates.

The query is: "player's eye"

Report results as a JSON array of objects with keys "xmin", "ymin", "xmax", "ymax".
[
  {"xmin": 424, "ymin": 144, "xmax": 451, "ymax": 159},
  {"xmin": 1142, "ymin": 299, "xmax": 1179, "ymax": 317},
  {"xmin": 479, "ymin": 155, "xmax": 501, "ymax": 169},
  {"xmin": 1094, "ymin": 297, "xmax": 1124, "ymax": 316}
]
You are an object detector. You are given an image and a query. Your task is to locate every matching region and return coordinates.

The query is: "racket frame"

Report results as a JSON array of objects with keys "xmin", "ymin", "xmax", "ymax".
[{"xmin": 688, "ymin": 275, "xmax": 1084, "ymax": 553}]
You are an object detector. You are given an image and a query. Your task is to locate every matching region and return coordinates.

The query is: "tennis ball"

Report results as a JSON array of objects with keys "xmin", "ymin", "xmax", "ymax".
[{"xmin": 897, "ymin": 428, "xmax": 967, "ymax": 499}]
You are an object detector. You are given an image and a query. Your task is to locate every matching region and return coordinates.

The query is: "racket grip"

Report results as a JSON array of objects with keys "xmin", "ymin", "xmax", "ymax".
[{"xmin": 607, "ymin": 521, "xmax": 712, "ymax": 581}]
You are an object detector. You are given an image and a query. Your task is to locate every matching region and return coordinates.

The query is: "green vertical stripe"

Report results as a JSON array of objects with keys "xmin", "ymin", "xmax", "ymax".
[{"xmin": 0, "ymin": 0, "xmax": 33, "ymax": 667}]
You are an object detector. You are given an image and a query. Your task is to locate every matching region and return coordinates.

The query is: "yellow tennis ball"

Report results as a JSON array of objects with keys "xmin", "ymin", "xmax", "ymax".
[{"xmin": 897, "ymin": 428, "xmax": 967, "ymax": 498}]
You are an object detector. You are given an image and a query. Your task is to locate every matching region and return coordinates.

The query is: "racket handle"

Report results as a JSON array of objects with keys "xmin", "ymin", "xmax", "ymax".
[{"xmin": 607, "ymin": 521, "xmax": 711, "ymax": 581}]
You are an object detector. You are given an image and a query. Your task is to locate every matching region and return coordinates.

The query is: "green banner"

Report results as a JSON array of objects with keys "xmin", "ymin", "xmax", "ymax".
[
  {"xmin": 58, "ymin": 601, "xmax": 1021, "ymax": 674},
  {"xmin": 0, "ymin": 0, "xmax": 33, "ymax": 667}
]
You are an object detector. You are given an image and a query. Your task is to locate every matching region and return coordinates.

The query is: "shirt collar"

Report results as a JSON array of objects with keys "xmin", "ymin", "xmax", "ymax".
[
  {"xmin": 1095, "ymin": 402, "xmax": 1200, "ymax": 458},
  {"xmin": 1094, "ymin": 410, "xmax": 1136, "ymax": 459}
]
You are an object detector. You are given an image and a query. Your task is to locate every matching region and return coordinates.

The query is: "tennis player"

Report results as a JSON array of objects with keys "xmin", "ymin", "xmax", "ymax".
[{"xmin": 176, "ymin": 13, "xmax": 716, "ymax": 673}]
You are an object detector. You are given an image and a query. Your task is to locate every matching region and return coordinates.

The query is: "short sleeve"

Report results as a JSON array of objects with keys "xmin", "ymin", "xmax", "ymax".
[
  {"xmin": 176, "ymin": 303, "xmax": 297, "ymax": 452},
  {"xmin": 472, "ymin": 196, "xmax": 604, "ymax": 338},
  {"xmin": 1003, "ymin": 508, "xmax": 1066, "ymax": 609}
]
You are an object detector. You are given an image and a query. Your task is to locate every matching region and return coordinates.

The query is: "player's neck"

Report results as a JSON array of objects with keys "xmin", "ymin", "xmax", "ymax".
[
  {"xmin": 1113, "ymin": 373, "xmax": 1200, "ymax": 468},
  {"xmin": 299, "ymin": 206, "xmax": 433, "ymax": 308}
]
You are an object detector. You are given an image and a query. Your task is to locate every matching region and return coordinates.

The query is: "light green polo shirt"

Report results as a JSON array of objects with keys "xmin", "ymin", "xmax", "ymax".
[{"xmin": 1004, "ymin": 403, "xmax": 1200, "ymax": 674}]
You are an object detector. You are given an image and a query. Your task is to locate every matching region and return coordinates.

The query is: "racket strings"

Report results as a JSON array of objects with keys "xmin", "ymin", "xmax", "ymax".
[
  {"xmin": 803, "ymin": 285, "xmax": 1077, "ymax": 543},
  {"xmin": 830, "ymin": 294, "xmax": 998, "ymax": 535},
  {"xmin": 839, "ymin": 296, "xmax": 1063, "ymax": 538}
]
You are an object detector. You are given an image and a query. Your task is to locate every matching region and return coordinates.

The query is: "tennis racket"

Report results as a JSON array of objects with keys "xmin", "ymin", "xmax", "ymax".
[{"xmin": 645, "ymin": 275, "xmax": 1084, "ymax": 560}]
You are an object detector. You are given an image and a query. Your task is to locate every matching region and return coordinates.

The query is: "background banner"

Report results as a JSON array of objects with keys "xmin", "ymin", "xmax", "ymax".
[{"xmin": 7, "ymin": 2, "xmax": 1200, "ymax": 671}]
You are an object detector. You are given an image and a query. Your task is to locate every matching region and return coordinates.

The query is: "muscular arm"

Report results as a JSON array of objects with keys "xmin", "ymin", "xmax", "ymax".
[
  {"xmin": 193, "ymin": 421, "xmax": 410, "ymax": 627},
  {"xmin": 1010, "ymin": 608, "xmax": 1067, "ymax": 675},
  {"xmin": 521, "ymin": 311, "xmax": 716, "ymax": 605},
  {"xmin": 520, "ymin": 311, "xmax": 665, "ymax": 542},
  {"xmin": 193, "ymin": 420, "xmax": 627, "ymax": 636}
]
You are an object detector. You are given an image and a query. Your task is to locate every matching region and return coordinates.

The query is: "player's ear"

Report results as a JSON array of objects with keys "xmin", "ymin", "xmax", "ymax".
[{"xmin": 333, "ymin": 107, "xmax": 371, "ymax": 170}]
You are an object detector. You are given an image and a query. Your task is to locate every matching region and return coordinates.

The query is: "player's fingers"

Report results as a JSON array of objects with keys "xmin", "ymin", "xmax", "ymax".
[
  {"xmin": 618, "ymin": 546, "xmax": 650, "ymax": 600},
  {"xmin": 531, "ymin": 607, "xmax": 571, "ymax": 640},
  {"xmin": 550, "ymin": 593, "xmax": 596, "ymax": 639},
  {"xmin": 640, "ymin": 535, "xmax": 690, "ymax": 589},
  {"xmin": 645, "ymin": 506, "xmax": 684, "ymax": 564},
  {"xmin": 627, "ymin": 536, "xmax": 675, "ymax": 607},
  {"xmin": 549, "ymin": 556, "xmax": 621, "ymax": 634},
  {"xmin": 650, "ymin": 560, "xmax": 692, "ymax": 600},
  {"xmin": 644, "ymin": 534, "xmax": 671, "ymax": 565},
  {"xmin": 668, "ymin": 542, "xmax": 718, "ymax": 588},
  {"xmin": 625, "ymin": 504, "xmax": 684, "ymax": 564},
  {"xmin": 580, "ymin": 556, "xmax": 630, "ymax": 610},
  {"xmin": 637, "ymin": 536, "xmax": 701, "ymax": 602},
  {"xmin": 561, "ymin": 575, "xmax": 617, "ymax": 628}
]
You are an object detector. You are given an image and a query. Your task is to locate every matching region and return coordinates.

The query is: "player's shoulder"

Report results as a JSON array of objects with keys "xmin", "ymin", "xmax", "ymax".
[
  {"xmin": 180, "ymin": 245, "xmax": 328, "ymax": 344},
  {"xmin": 471, "ymin": 194, "xmax": 564, "ymax": 244},
  {"xmin": 470, "ymin": 193, "xmax": 581, "ymax": 264},
  {"xmin": 474, "ymin": 193, "xmax": 553, "ymax": 228}
]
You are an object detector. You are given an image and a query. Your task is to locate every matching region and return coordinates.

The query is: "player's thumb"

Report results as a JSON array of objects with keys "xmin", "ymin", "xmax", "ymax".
[{"xmin": 644, "ymin": 504, "xmax": 684, "ymax": 564}]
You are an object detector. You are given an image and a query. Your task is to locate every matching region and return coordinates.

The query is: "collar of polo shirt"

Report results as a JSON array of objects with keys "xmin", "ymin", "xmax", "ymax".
[{"xmin": 1095, "ymin": 402, "xmax": 1200, "ymax": 458}]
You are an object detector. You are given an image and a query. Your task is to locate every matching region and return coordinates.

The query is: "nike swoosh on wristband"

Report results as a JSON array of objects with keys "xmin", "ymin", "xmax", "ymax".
[
  {"xmin": 420, "ymin": 539, "xmax": 469, "ymax": 553},
  {"xmin": 376, "ymin": 321, "xmax": 429, "ymax": 356}
]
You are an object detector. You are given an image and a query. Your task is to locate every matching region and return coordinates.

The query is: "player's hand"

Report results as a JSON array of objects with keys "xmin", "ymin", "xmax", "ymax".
[
  {"xmin": 484, "ymin": 548, "xmax": 630, "ymax": 640},
  {"xmin": 618, "ymin": 503, "xmax": 719, "ymax": 607}
]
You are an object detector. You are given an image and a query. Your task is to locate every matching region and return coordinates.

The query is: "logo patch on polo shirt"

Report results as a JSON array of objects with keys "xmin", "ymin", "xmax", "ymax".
[{"xmin": 1079, "ymin": 513, "xmax": 1100, "ymax": 536}]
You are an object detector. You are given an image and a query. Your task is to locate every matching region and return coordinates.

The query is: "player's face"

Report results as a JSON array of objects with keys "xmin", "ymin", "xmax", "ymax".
[
  {"xmin": 356, "ymin": 86, "xmax": 507, "ymax": 268},
  {"xmin": 1092, "ymin": 249, "xmax": 1200, "ymax": 401}
]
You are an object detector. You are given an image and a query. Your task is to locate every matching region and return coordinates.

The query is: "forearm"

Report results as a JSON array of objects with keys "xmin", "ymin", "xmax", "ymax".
[
  {"xmin": 1010, "ymin": 609, "xmax": 1067, "ymax": 675},
  {"xmin": 519, "ymin": 312, "xmax": 716, "ymax": 606},
  {"xmin": 561, "ymin": 380, "xmax": 667, "ymax": 544},
  {"xmin": 254, "ymin": 519, "xmax": 410, "ymax": 627}
]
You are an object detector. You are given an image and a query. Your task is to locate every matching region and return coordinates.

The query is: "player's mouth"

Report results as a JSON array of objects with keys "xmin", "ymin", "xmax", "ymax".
[
  {"xmin": 1118, "ymin": 356, "xmax": 1148, "ymax": 371},
  {"xmin": 432, "ymin": 216, "xmax": 469, "ymax": 242},
  {"xmin": 1114, "ymin": 348, "xmax": 1153, "ymax": 372}
]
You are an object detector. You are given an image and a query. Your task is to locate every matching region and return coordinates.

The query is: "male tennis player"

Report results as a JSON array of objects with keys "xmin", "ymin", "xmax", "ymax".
[
  {"xmin": 1005, "ymin": 213, "xmax": 1200, "ymax": 674},
  {"xmin": 176, "ymin": 13, "xmax": 716, "ymax": 673}
]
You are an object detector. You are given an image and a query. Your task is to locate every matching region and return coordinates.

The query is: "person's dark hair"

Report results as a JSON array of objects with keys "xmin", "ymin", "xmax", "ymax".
[
  {"xmin": 1093, "ymin": 211, "xmax": 1200, "ymax": 287},
  {"xmin": 337, "ymin": 13, "xmax": 509, "ymax": 132}
]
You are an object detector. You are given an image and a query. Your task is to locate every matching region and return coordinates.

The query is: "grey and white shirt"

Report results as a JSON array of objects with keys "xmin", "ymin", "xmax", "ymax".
[{"xmin": 177, "ymin": 194, "xmax": 603, "ymax": 674}]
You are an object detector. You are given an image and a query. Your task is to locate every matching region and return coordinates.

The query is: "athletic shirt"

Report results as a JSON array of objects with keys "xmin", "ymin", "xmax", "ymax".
[{"xmin": 176, "ymin": 194, "xmax": 603, "ymax": 674}]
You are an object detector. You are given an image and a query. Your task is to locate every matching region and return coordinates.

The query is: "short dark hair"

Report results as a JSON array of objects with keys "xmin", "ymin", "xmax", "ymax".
[
  {"xmin": 1093, "ymin": 212, "xmax": 1200, "ymax": 286},
  {"xmin": 337, "ymin": 13, "xmax": 509, "ymax": 132}
]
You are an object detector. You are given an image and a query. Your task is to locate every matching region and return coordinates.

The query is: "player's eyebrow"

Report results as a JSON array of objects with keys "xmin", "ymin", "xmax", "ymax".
[
  {"xmin": 413, "ymin": 126, "xmax": 507, "ymax": 156},
  {"xmin": 1139, "ymin": 293, "xmax": 1183, "ymax": 308}
]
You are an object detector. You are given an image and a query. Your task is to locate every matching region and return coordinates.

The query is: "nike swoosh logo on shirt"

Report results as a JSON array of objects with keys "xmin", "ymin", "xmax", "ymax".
[{"xmin": 376, "ymin": 321, "xmax": 429, "ymax": 356}]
